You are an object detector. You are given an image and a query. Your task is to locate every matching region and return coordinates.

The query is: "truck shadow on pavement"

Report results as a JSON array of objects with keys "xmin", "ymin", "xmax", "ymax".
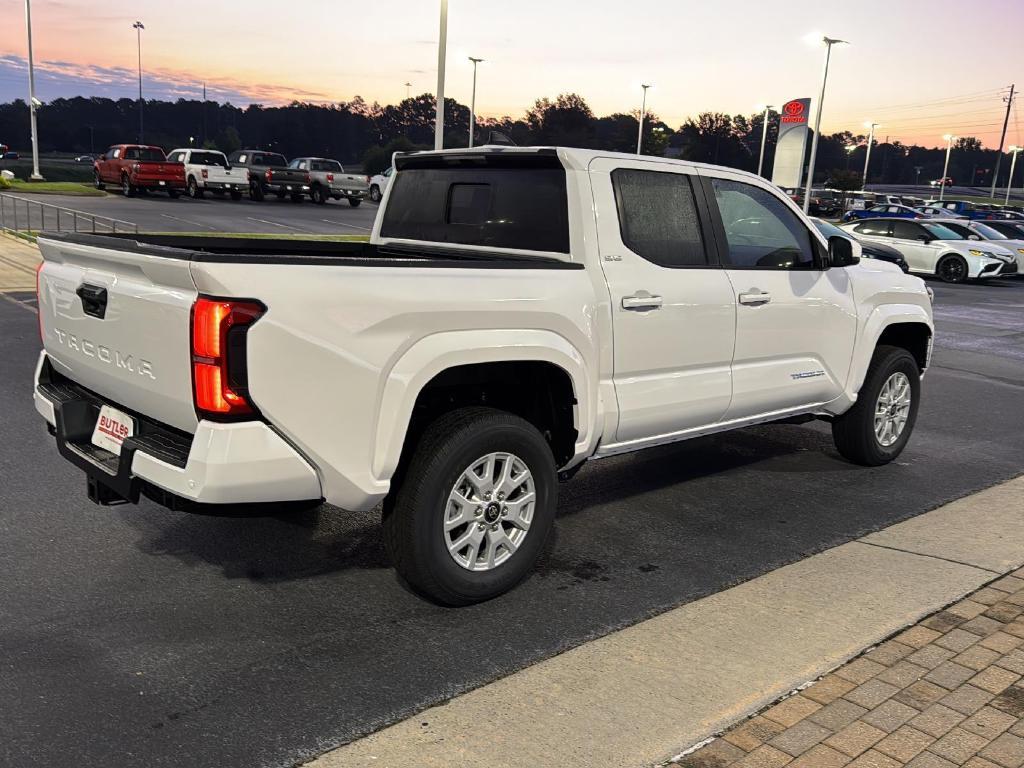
[{"xmin": 122, "ymin": 423, "xmax": 848, "ymax": 586}]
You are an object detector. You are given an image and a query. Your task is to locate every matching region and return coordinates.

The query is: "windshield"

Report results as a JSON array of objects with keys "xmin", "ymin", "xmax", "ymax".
[
  {"xmin": 251, "ymin": 153, "xmax": 287, "ymax": 167},
  {"xmin": 922, "ymin": 222, "xmax": 966, "ymax": 240},
  {"xmin": 971, "ymin": 223, "xmax": 1006, "ymax": 240},
  {"xmin": 311, "ymin": 160, "xmax": 342, "ymax": 172},
  {"xmin": 812, "ymin": 219, "xmax": 846, "ymax": 239},
  {"xmin": 190, "ymin": 151, "xmax": 228, "ymax": 168}
]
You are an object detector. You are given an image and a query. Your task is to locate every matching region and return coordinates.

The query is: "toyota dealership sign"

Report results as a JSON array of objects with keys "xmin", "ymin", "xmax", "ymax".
[{"xmin": 772, "ymin": 97, "xmax": 811, "ymax": 188}]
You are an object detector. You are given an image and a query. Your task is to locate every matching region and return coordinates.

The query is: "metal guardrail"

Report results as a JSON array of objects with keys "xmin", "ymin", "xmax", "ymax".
[{"xmin": 0, "ymin": 192, "xmax": 137, "ymax": 237}]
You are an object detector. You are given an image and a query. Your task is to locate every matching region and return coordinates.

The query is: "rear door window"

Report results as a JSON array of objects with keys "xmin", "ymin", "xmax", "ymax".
[
  {"xmin": 854, "ymin": 221, "xmax": 892, "ymax": 236},
  {"xmin": 891, "ymin": 221, "xmax": 925, "ymax": 240},
  {"xmin": 380, "ymin": 159, "xmax": 570, "ymax": 253}
]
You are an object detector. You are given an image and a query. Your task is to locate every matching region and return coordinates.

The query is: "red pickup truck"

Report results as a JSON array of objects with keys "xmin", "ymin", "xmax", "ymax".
[{"xmin": 93, "ymin": 145, "xmax": 186, "ymax": 197}]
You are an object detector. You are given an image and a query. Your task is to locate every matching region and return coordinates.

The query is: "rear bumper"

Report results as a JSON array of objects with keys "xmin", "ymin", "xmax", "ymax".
[
  {"xmin": 131, "ymin": 176, "xmax": 186, "ymax": 190},
  {"xmin": 330, "ymin": 186, "xmax": 367, "ymax": 198},
  {"xmin": 202, "ymin": 180, "xmax": 245, "ymax": 191},
  {"xmin": 34, "ymin": 352, "xmax": 322, "ymax": 507}
]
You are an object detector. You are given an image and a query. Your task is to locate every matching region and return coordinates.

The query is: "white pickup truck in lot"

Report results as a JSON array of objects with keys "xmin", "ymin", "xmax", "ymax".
[
  {"xmin": 167, "ymin": 148, "xmax": 249, "ymax": 200},
  {"xmin": 33, "ymin": 147, "xmax": 934, "ymax": 604}
]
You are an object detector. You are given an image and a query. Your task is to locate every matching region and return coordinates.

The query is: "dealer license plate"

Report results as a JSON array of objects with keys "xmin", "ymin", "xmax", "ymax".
[{"xmin": 91, "ymin": 405, "xmax": 135, "ymax": 455}]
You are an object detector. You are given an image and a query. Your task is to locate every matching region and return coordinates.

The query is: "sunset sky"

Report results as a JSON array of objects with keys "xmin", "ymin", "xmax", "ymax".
[{"xmin": 0, "ymin": 0, "xmax": 1021, "ymax": 148}]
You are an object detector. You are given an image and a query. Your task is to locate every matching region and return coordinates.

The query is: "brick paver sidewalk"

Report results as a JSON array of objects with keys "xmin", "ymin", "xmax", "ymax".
[{"xmin": 677, "ymin": 571, "xmax": 1024, "ymax": 768}]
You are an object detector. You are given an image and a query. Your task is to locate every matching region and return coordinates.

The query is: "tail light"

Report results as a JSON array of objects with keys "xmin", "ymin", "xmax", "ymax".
[
  {"xmin": 326, "ymin": 173, "xmax": 334, "ymax": 183},
  {"xmin": 190, "ymin": 297, "xmax": 265, "ymax": 420},
  {"xmin": 201, "ymin": 168, "xmax": 209, "ymax": 179},
  {"xmin": 35, "ymin": 261, "xmax": 44, "ymax": 342},
  {"xmin": 265, "ymin": 169, "xmax": 273, "ymax": 182}
]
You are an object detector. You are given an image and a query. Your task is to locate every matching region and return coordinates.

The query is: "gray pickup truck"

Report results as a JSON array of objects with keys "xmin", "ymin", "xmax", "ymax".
[
  {"xmin": 227, "ymin": 149, "xmax": 310, "ymax": 202},
  {"xmin": 288, "ymin": 157, "xmax": 369, "ymax": 206}
]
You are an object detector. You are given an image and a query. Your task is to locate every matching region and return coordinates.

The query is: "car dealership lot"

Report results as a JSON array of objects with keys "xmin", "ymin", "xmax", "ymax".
[
  {"xmin": 2, "ymin": 191, "xmax": 379, "ymax": 235},
  {"xmin": 2, "ymin": 275, "xmax": 1024, "ymax": 768}
]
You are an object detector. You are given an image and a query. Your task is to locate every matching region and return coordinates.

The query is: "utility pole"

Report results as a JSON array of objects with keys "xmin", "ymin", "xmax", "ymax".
[
  {"xmin": 1007, "ymin": 146, "xmax": 1022, "ymax": 206},
  {"xmin": 636, "ymin": 84, "xmax": 650, "ymax": 155},
  {"xmin": 133, "ymin": 21, "xmax": 145, "ymax": 143},
  {"xmin": 803, "ymin": 36, "xmax": 847, "ymax": 213},
  {"xmin": 990, "ymin": 84, "xmax": 1015, "ymax": 200},
  {"xmin": 862, "ymin": 122, "xmax": 878, "ymax": 189},
  {"xmin": 468, "ymin": 57, "xmax": 483, "ymax": 148},
  {"xmin": 201, "ymin": 82, "xmax": 207, "ymax": 146},
  {"xmin": 24, "ymin": 0, "xmax": 43, "ymax": 180},
  {"xmin": 940, "ymin": 134, "xmax": 955, "ymax": 202},
  {"xmin": 433, "ymin": 0, "xmax": 448, "ymax": 151},
  {"xmin": 757, "ymin": 105, "xmax": 773, "ymax": 177}
]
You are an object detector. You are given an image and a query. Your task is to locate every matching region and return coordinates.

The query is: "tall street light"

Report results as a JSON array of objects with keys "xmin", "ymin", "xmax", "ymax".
[
  {"xmin": 802, "ymin": 34, "xmax": 848, "ymax": 214},
  {"xmin": 133, "ymin": 21, "xmax": 145, "ymax": 143},
  {"xmin": 862, "ymin": 121, "xmax": 878, "ymax": 190},
  {"xmin": 1006, "ymin": 145, "xmax": 1022, "ymax": 206},
  {"xmin": 24, "ymin": 0, "xmax": 43, "ymax": 180},
  {"xmin": 756, "ymin": 104, "xmax": 773, "ymax": 178},
  {"xmin": 636, "ymin": 84, "xmax": 651, "ymax": 155},
  {"xmin": 467, "ymin": 56, "xmax": 483, "ymax": 148},
  {"xmin": 434, "ymin": 0, "xmax": 448, "ymax": 150},
  {"xmin": 404, "ymin": 81, "xmax": 411, "ymax": 101},
  {"xmin": 939, "ymin": 134, "xmax": 955, "ymax": 202}
]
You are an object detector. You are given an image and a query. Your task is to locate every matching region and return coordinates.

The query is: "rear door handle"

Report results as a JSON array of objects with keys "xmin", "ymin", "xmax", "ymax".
[
  {"xmin": 622, "ymin": 293, "xmax": 663, "ymax": 311},
  {"xmin": 738, "ymin": 291, "xmax": 771, "ymax": 306}
]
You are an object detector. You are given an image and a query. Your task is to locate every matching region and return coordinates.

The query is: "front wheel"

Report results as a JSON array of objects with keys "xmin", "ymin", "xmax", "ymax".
[
  {"xmin": 382, "ymin": 407, "xmax": 557, "ymax": 605},
  {"xmin": 187, "ymin": 177, "xmax": 203, "ymax": 199},
  {"xmin": 832, "ymin": 345, "xmax": 921, "ymax": 466},
  {"xmin": 348, "ymin": 198, "xmax": 362, "ymax": 207},
  {"xmin": 937, "ymin": 254, "xmax": 968, "ymax": 284},
  {"xmin": 121, "ymin": 175, "xmax": 135, "ymax": 197},
  {"xmin": 94, "ymin": 171, "xmax": 105, "ymax": 190}
]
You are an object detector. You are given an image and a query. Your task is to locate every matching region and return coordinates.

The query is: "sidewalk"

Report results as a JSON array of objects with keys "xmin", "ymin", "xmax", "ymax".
[
  {"xmin": 0, "ymin": 232, "xmax": 41, "ymax": 293},
  {"xmin": 678, "ymin": 574, "xmax": 1024, "ymax": 768}
]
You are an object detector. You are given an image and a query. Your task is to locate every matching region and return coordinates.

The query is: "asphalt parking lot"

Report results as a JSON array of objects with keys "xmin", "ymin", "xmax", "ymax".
[
  {"xmin": 2, "ymin": 275, "xmax": 1024, "ymax": 768},
  {"xmin": 1, "ymin": 191, "xmax": 379, "ymax": 235}
]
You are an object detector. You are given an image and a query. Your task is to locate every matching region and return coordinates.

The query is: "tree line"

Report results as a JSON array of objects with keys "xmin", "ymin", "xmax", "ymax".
[{"xmin": 0, "ymin": 93, "xmax": 1010, "ymax": 187}]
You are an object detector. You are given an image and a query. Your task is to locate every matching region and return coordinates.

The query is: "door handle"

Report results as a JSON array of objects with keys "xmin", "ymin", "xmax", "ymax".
[
  {"xmin": 622, "ymin": 293, "xmax": 663, "ymax": 311},
  {"xmin": 738, "ymin": 291, "xmax": 772, "ymax": 306}
]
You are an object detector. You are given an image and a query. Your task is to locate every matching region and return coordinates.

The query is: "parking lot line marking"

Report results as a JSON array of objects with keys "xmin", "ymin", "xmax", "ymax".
[
  {"xmin": 160, "ymin": 213, "xmax": 218, "ymax": 230},
  {"xmin": 0, "ymin": 291, "xmax": 38, "ymax": 313},
  {"xmin": 320, "ymin": 219, "xmax": 371, "ymax": 231},
  {"xmin": 246, "ymin": 216, "xmax": 305, "ymax": 231}
]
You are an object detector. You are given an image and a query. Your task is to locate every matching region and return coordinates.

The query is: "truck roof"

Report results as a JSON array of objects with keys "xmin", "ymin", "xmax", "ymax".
[{"xmin": 394, "ymin": 146, "xmax": 770, "ymax": 184}]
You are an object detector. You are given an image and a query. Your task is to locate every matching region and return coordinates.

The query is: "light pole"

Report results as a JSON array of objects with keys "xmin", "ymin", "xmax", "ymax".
[
  {"xmin": 862, "ymin": 121, "xmax": 878, "ymax": 190},
  {"xmin": 133, "ymin": 21, "xmax": 145, "ymax": 143},
  {"xmin": 939, "ymin": 134, "xmax": 955, "ymax": 202},
  {"xmin": 914, "ymin": 165, "xmax": 923, "ymax": 186},
  {"xmin": 1006, "ymin": 145, "xmax": 1022, "ymax": 206},
  {"xmin": 467, "ymin": 57, "xmax": 483, "ymax": 148},
  {"xmin": 24, "ymin": 0, "xmax": 43, "ymax": 180},
  {"xmin": 802, "ymin": 34, "xmax": 847, "ymax": 214},
  {"xmin": 636, "ymin": 84, "xmax": 651, "ymax": 155},
  {"xmin": 404, "ymin": 82, "xmax": 411, "ymax": 101},
  {"xmin": 757, "ymin": 105, "xmax": 773, "ymax": 177},
  {"xmin": 434, "ymin": 0, "xmax": 448, "ymax": 150}
]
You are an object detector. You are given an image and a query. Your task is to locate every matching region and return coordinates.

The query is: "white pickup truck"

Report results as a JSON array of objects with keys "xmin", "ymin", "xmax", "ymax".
[
  {"xmin": 33, "ymin": 147, "xmax": 934, "ymax": 605},
  {"xmin": 167, "ymin": 148, "xmax": 249, "ymax": 200}
]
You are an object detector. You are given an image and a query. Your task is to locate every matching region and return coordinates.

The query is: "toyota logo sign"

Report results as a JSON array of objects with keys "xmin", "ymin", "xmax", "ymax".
[{"xmin": 781, "ymin": 99, "xmax": 809, "ymax": 124}]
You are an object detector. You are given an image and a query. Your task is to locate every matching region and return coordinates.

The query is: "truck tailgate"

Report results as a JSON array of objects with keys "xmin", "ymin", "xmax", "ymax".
[{"xmin": 37, "ymin": 236, "xmax": 199, "ymax": 433}]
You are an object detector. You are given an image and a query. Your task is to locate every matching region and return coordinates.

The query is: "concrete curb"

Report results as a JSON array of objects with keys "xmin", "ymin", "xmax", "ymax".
[{"xmin": 309, "ymin": 476, "xmax": 1024, "ymax": 768}]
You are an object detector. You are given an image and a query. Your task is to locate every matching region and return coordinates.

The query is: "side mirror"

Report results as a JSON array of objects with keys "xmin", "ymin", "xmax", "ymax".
[
  {"xmin": 828, "ymin": 235, "xmax": 861, "ymax": 268},
  {"xmin": 917, "ymin": 234, "xmax": 933, "ymax": 243},
  {"xmin": 968, "ymin": 234, "xmax": 981, "ymax": 241}
]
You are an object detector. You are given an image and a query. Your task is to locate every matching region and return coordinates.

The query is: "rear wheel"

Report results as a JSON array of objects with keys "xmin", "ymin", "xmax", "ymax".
[
  {"xmin": 121, "ymin": 175, "xmax": 135, "ymax": 197},
  {"xmin": 94, "ymin": 171, "xmax": 105, "ymax": 190},
  {"xmin": 311, "ymin": 185, "xmax": 327, "ymax": 205},
  {"xmin": 369, "ymin": 184, "xmax": 382, "ymax": 203},
  {"xmin": 187, "ymin": 177, "xmax": 203, "ymax": 199},
  {"xmin": 832, "ymin": 345, "xmax": 920, "ymax": 466},
  {"xmin": 937, "ymin": 254, "xmax": 968, "ymax": 283},
  {"xmin": 348, "ymin": 198, "xmax": 362, "ymax": 207},
  {"xmin": 249, "ymin": 183, "xmax": 264, "ymax": 202},
  {"xmin": 382, "ymin": 407, "xmax": 557, "ymax": 605}
]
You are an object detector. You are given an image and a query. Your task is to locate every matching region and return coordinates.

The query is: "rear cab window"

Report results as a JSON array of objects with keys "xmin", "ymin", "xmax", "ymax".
[{"xmin": 380, "ymin": 153, "xmax": 570, "ymax": 254}]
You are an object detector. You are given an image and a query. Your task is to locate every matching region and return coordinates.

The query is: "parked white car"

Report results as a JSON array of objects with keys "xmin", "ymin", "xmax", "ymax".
[
  {"xmin": 934, "ymin": 219, "xmax": 1024, "ymax": 275},
  {"xmin": 167, "ymin": 148, "xmax": 249, "ymax": 200},
  {"xmin": 368, "ymin": 166, "xmax": 392, "ymax": 203},
  {"xmin": 33, "ymin": 147, "xmax": 934, "ymax": 604},
  {"xmin": 841, "ymin": 217, "xmax": 1015, "ymax": 282},
  {"xmin": 915, "ymin": 206, "xmax": 967, "ymax": 219}
]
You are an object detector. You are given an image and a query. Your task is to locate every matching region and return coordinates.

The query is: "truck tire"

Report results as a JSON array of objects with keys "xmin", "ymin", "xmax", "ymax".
[
  {"xmin": 249, "ymin": 183, "xmax": 264, "ymax": 202},
  {"xmin": 311, "ymin": 185, "xmax": 327, "ymax": 205},
  {"xmin": 382, "ymin": 407, "xmax": 557, "ymax": 606},
  {"xmin": 121, "ymin": 175, "xmax": 135, "ymax": 197},
  {"xmin": 369, "ymin": 184, "xmax": 381, "ymax": 203},
  {"xmin": 348, "ymin": 198, "xmax": 362, "ymax": 208},
  {"xmin": 187, "ymin": 177, "xmax": 203, "ymax": 199},
  {"xmin": 937, "ymin": 254, "xmax": 968, "ymax": 283},
  {"xmin": 832, "ymin": 345, "xmax": 920, "ymax": 466},
  {"xmin": 94, "ymin": 171, "xmax": 105, "ymax": 191}
]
